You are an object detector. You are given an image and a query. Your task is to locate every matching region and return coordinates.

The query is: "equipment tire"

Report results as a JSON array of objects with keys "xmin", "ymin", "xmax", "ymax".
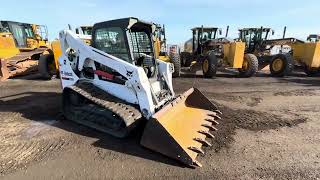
[
  {"xmin": 170, "ymin": 53, "xmax": 181, "ymax": 77},
  {"xmin": 181, "ymin": 52, "xmax": 192, "ymax": 67},
  {"xmin": 269, "ymin": 54, "xmax": 294, "ymax": 77},
  {"xmin": 202, "ymin": 52, "xmax": 217, "ymax": 78},
  {"xmin": 238, "ymin": 53, "xmax": 258, "ymax": 77},
  {"xmin": 38, "ymin": 54, "xmax": 55, "ymax": 80}
]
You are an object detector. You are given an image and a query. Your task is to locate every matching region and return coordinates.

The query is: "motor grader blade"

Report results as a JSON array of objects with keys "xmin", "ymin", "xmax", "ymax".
[{"xmin": 140, "ymin": 88, "xmax": 221, "ymax": 167}]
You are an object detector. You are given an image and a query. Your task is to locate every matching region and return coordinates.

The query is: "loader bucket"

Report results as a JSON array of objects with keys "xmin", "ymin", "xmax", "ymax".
[{"xmin": 140, "ymin": 88, "xmax": 221, "ymax": 167}]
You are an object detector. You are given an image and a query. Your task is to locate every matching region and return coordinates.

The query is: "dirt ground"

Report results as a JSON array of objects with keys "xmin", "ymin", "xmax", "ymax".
[{"xmin": 0, "ymin": 70, "xmax": 320, "ymax": 180}]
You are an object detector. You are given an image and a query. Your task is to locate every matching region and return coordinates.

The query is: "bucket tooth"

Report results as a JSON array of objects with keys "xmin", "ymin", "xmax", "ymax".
[
  {"xmin": 202, "ymin": 124, "xmax": 218, "ymax": 131},
  {"xmin": 140, "ymin": 88, "xmax": 221, "ymax": 167},
  {"xmin": 209, "ymin": 114, "xmax": 222, "ymax": 120},
  {"xmin": 213, "ymin": 110, "xmax": 222, "ymax": 115},
  {"xmin": 205, "ymin": 118, "xmax": 219, "ymax": 125},
  {"xmin": 198, "ymin": 130, "xmax": 214, "ymax": 138},
  {"xmin": 188, "ymin": 146, "xmax": 204, "ymax": 155},
  {"xmin": 194, "ymin": 138, "xmax": 212, "ymax": 147},
  {"xmin": 193, "ymin": 160, "xmax": 203, "ymax": 167}
]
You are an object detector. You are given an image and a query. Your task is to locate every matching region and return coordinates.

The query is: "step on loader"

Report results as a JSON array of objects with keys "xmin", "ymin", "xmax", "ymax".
[{"xmin": 58, "ymin": 17, "xmax": 222, "ymax": 167}]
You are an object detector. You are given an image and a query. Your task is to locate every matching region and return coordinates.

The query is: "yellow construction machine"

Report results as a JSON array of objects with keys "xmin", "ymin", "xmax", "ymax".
[
  {"xmin": 57, "ymin": 17, "xmax": 221, "ymax": 167},
  {"xmin": 0, "ymin": 21, "xmax": 55, "ymax": 80},
  {"xmin": 180, "ymin": 26, "xmax": 258, "ymax": 78},
  {"xmin": 239, "ymin": 27, "xmax": 320, "ymax": 76},
  {"xmin": 45, "ymin": 25, "xmax": 93, "ymax": 79},
  {"xmin": 154, "ymin": 24, "xmax": 181, "ymax": 77}
]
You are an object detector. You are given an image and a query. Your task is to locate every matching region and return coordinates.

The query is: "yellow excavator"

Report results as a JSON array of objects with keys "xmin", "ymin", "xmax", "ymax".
[{"xmin": 0, "ymin": 21, "xmax": 54, "ymax": 80}]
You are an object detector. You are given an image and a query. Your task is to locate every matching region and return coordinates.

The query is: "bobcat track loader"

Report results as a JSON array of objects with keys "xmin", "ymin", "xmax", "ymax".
[{"xmin": 58, "ymin": 17, "xmax": 222, "ymax": 167}]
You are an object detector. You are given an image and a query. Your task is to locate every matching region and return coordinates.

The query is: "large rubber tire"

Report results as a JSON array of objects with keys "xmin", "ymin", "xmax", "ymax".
[
  {"xmin": 170, "ymin": 53, "xmax": 181, "ymax": 77},
  {"xmin": 38, "ymin": 54, "xmax": 55, "ymax": 80},
  {"xmin": 238, "ymin": 53, "xmax": 258, "ymax": 77},
  {"xmin": 269, "ymin": 54, "xmax": 294, "ymax": 77},
  {"xmin": 180, "ymin": 52, "xmax": 192, "ymax": 67},
  {"xmin": 202, "ymin": 52, "xmax": 217, "ymax": 78},
  {"xmin": 304, "ymin": 66, "xmax": 320, "ymax": 77}
]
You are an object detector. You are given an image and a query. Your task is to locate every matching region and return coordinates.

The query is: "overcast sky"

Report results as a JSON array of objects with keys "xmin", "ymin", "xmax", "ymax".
[{"xmin": 1, "ymin": 0, "xmax": 319, "ymax": 44}]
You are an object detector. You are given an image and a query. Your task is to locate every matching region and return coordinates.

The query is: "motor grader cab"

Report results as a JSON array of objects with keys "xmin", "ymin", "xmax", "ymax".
[
  {"xmin": 74, "ymin": 26, "xmax": 92, "ymax": 45},
  {"xmin": 307, "ymin": 34, "xmax": 320, "ymax": 43},
  {"xmin": 32, "ymin": 24, "xmax": 49, "ymax": 47},
  {"xmin": 58, "ymin": 17, "xmax": 222, "ymax": 167},
  {"xmin": 180, "ymin": 26, "xmax": 258, "ymax": 78},
  {"xmin": 153, "ymin": 24, "xmax": 181, "ymax": 77},
  {"xmin": 238, "ymin": 27, "xmax": 274, "ymax": 54},
  {"xmin": 239, "ymin": 27, "xmax": 320, "ymax": 76},
  {"xmin": 0, "ymin": 21, "xmax": 54, "ymax": 80}
]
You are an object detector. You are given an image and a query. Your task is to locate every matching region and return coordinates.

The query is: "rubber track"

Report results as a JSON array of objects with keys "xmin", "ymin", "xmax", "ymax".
[{"xmin": 66, "ymin": 82, "xmax": 142, "ymax": 127}]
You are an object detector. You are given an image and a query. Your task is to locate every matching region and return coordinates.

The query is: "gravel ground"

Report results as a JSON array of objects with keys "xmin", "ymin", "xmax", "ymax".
[{"xmin": 0, "ymin": 71, "xmax": 320, "ymax": 180}]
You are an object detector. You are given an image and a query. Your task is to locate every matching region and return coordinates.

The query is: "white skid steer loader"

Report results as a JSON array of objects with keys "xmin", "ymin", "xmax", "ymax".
[{"xmin": 58, "ymin": 17, "xmax": 222, "ymax": 167}]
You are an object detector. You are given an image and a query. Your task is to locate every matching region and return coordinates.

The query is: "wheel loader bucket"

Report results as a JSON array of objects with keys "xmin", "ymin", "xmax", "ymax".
[{"xmin": 140, "ymin": 88, "xmax": 221, "ymax": 167}]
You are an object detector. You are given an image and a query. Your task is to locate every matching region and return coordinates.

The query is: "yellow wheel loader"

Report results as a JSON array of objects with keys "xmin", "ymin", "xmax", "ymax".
[
  {"xmin": 180, "ymin": 26, "xmax": 258, "ymax": 78},
  {"xmin": 154, "ymin": 24, "xmax": 181, "ymax": 77},
  {"xmin": 0, "ymin": 21, "xmax": 54, "ymax": 80},
  {"xmin": 44, "ymin": 25, "xmax": 93, "ymax": 79},
  {"xmin": 58, "ymin": 17, "xmax": 222, "ymax": 167},
  {"xmin": 239, "ymin": 27, "xmax": 320, "ymax": 76}
]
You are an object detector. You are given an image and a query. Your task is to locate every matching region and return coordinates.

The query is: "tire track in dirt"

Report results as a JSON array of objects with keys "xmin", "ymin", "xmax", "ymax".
[{"xmin": 0, "ymin": 139, "xmax": 68, "ymax": 175}]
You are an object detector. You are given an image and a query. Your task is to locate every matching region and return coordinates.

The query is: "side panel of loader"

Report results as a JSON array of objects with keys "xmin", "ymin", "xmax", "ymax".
[
  {"xmin": 223, "ymin": 42, "xmax": 245, "ymax": 68},
  {"xmin": 0, "ymin": 33, "xmax": 20, "ymax": 59},
  {"xmin": 51, "ymin": 40, "xmax": 62, "ymax": 71},
  {"xmin": 292, "ymin": 42, "xmax": 320, "ymax": 68}
]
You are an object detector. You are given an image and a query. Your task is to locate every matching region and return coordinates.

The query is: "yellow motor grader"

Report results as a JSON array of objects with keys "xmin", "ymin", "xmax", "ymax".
[
  {"xmin": 0, "ymin": 21, "xmax": 54, "ymax": 80},
  {"xmin": 180, "ymin": 26, "xmax": 258, "ymax": 78},
  {"xmin": 239, "ymin": 27, "xmax": 320, "ymax": 76}
]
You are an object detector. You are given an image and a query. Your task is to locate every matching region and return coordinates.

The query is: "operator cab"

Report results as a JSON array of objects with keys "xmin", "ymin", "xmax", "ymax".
[
  {"xmin": 239, "ymin": 27, "xmax": 274, "ymax": 53},
  {"xmin": 92, "ymin": 17, "xmax": 156, "ymax": 77},
  {"xmin": 76, "ymin": 26, "xmax": 92, "ymax": 36},
  {"xmin": 191, "ymin": 27, "xmax": 222, "ymax": 54},
  {"xmin": 307, "ymin": 34, "xmax": 320, "ymax": 43},
  {"xmin": 0, "ymin": 21, "xmax": 36, "ymax": 48}
]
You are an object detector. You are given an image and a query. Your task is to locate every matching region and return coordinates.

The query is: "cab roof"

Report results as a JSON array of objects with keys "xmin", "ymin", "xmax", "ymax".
[
  {"xmin": 239, "ymin": 27, "xmax": 273, "ymax": 32},
  {"xmin": 191, "ymin": 27, "xmax": 220, "ymax": 31},
  {"xmin": 93, "ymin": 17, "xmax": 154, "ymax": 32}
]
